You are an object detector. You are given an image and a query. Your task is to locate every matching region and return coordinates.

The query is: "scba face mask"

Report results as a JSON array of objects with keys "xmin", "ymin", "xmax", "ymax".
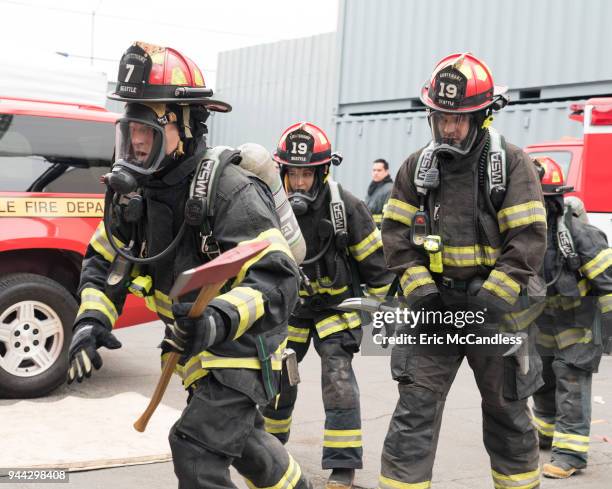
[{"xmin": 428, "ymin": 111, "xmax": 479, "ymax": 159}]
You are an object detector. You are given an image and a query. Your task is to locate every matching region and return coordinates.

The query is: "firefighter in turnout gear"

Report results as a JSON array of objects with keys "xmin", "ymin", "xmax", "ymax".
[
  {"xmin": 531, "ymin": 157, "xmax": 612, "ymax": 479},
  {"xmin": 67, "ymin": 42, "xmax": 312, "ymax": 489},
  {"xmin": 380, "ymin": 53, "xmax": 547, "ymax": 489},
  {"xmin": 261, "ymin": 122, "xmax": 393, "ymax": 489}
]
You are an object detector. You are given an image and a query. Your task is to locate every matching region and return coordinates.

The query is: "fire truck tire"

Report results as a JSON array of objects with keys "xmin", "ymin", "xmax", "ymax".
[{"xmin": 0, "ymin": 273, "xmax": 77, "ymax": 398}]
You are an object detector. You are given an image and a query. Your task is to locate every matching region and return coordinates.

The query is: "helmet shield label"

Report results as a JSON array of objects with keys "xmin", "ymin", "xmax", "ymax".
[
  {"xmin": 116, "ymin": 45, "xmax": 151, "ymax": 99},
  {"xmin": 286, "ymin": 128, "xmax": 314, "ymax": 164},
  {"xmin": 432, "ymin": 66, "xmax": 467, "ymax": 109}
]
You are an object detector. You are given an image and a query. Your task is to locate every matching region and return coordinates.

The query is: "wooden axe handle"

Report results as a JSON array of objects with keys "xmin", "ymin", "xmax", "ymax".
[{"xmin": 133, "ymin": 280, "xmax": 226, "ymax": 432}]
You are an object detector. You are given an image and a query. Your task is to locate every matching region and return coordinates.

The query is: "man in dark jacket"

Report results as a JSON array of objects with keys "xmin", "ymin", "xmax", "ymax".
[
  {"xmin": 365, "ymin": 158, "xmax": 394, "ymax": 228},
  {"xmin": 261, "ymin": 122, "xmax": 393, "ymax": 489},
  {"xmin": 67, "ymin": 41, "xmax": 311, "ymax": 489},
  {"xmin": 380, "ymin": 53, "xmax": 547, "ymax": 489},
  {"xmin": 531, "ymin": 157, "xmax": 612, "ymax": 479}
]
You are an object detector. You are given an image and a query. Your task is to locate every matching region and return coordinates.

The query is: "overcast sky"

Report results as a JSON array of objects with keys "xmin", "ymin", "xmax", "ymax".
[{"xmin": 0, "ymin": 0, "xmax": 339, "ymax": 87}]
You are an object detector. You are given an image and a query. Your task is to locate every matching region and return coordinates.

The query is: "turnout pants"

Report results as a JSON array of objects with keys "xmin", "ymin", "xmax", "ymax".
[
  {"xmin": 379, "ymin": 336, "xmax": 542, "ymax": 489},
  {"xmin": 261, "ymin": 315, "xmax": 363, "ymax": 469},
  {"xmin": 169, "ymin": 374, "xmax": 310, "ymax": 489},
  {"xmin": 532, "ymin": 341, "xmax": 600, "ymax": 468}
]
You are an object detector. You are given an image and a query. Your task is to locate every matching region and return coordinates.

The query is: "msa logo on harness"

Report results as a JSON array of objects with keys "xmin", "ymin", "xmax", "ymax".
[
  {"xmin": 331, "ymin": 202, "xmax": 346, "ymax": 231},
  {"xmin": 416, "ymin": 150, "xmax": 435, "ymax": 184},
  {"xmin": 558, "ymin": 230, "xmax": 574, "ymax": 257},
  {"xmin": 193, "ymin": 159, "xmax": 215, "ymax": 200},
  {"xmin": 489, "ymin": 151, "xmax": 504, "ymax": 186}
]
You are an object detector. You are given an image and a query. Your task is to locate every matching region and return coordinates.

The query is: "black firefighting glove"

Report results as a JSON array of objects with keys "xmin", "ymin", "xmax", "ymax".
[
  {"xmin": 67, "ymin": 320, "xmax": 122, "ymax": 384},
  {"xmin": 162, "ymin": 304, "xmax": 229, "ymax": 356}
]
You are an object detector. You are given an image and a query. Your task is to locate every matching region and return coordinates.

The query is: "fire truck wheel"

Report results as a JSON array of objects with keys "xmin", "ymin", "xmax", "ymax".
[{"xmin": 0, "ymin": 273, "xmax": 77, "ymax": 398}]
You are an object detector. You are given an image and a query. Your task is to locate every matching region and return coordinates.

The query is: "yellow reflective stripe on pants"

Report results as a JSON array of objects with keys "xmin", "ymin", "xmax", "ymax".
[
  {"xmin": 288, "ymin": 325, "xmax": 309, "ymax": 343},
  {"xmin": 537, "ymin": 328, "xmax": 592, "ymax": 350},
  {"xmin": 497, "ymin": 200, "xmax": 546, "ymax": 233},
  {"xmin": 536, "ymin": 332, "xmax": 556, "ymax": 349},
  {"xmin": 443, "ymin": 244, "xmax": 500, "ymax": 267},
  {"xmin": 316, "ymin": 312, "xmax": 360, "ymax": 338},
  {"xmin": 349, "ymin": 229, "xmax": 383, "ymax": 262},
  {"xmin": 233, "ymin": 228, "xmax": 294, "ymax": 286},
  {"xmin": 367, "ymin": 283, "xmax": 391, "ymax": 298},
  {"xmin": 553, "ymin": 431, "xmax": 590, "ymax": 452},
  {"xmin": 400, "ymin": 266, "xmax": 435, "ymax": 296},
  {"xmin": 383, "ymin": 198, "xmax": 417, "ymax": 227},
  {"xmin": 373, "ymin": 214, "xmax": 383, "ymax": 225},
  {"xmin": 323, "ymin": 429, "xmax": 362, "ymax": 448},
  {"xmin": 78, "ymin": 287, "xmax": 119, "ymax": 326},
  {"xmin": 378, "ymin": 475, "xmax": 431, "ymax": 489},
  {"xmin": 599, "ymin": 292, "xmax": 612, "ymax": 313},
  {"xmin": 89, "ymin": 221, "xmax": 126, "ymax": 263},
  {"xmin": 245, "ymin": 454, "xmax": 301, "ymax": 489},
  {"xmin": 483, "ymin": 270, "xmax": 520, "ymax": 305},
  {"xmin": 264, "ymin": 416, "xmax": 292, "ymax": 434},
  {"xmin": 215, "ymin": 286, "xmax": 265, "ymax": 339},
  {"xmin": 580, "ymin": 248, "xmax": 612, "ymax": 280},
  {"xmin": 532, "ymin": 415, "xmax": 554, "ymax": 438},
  {"xmin": 491, "ymin": 468, "xmax": 540, "ymax": 489}
]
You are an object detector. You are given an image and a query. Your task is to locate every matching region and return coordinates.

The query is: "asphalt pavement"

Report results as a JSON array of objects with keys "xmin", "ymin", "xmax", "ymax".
[{"xmin": 3, "ymin": 320, "xmax": 611, "ymax": 489}]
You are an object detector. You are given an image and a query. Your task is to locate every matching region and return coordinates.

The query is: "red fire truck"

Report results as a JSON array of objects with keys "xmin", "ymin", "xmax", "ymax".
[
  {"xmin": 524, "ymin": 97, "xmax": 612, "ymax": 242},
  {"xmin": 0, "ymin": 97, "xmax": 156, "ymax": 398}
]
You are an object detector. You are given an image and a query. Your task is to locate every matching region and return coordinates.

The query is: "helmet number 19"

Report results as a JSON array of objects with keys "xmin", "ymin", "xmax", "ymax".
[
  {"xmin": 291, "ymin": 142, "xmax": 308, "ymax": 155},
  {"xmin": 438, "ymin": 82, "xmax": 457, "ymax": 99}
]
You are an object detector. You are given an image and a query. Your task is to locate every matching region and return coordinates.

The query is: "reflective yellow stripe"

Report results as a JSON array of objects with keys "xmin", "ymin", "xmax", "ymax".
[
  {"xmin": 89, "ymin": 221, "xmax": 125, "ymax": 263},
  {"xmin": 161, "ymin": 352, "xmax": 209, "ymax": 389},
  {"xmin": 154, "ymin": 290, "xmax": 173, "ymax": 319},
  {"xmin": 553, "ymin": 431, "xmax": 589, "ymax": 452},
  {"xmin": 497, "ymin": 201, "xmax": 546, "ymax": 233},
  {"xmin": 502, "ymin": 302, "xmax": 545, "ymax": 332},
  {"xmin": 580, "ymin": 248, "xmax": 612, "ymax": 280},
  {"xmin": 315, "ymin": 312, "xmax": 360, "ymax": 338},
  {"xmin": 287, "ymin": 325, "xmax": 309, "ymax": 344},
  {"xmin": 443, "ymin": 244, "xmax": 500, "ymax": 267},
  {"xmin": 491, "ymin": 468, "xmax": 540, "ymax": 489},
  {"xmin": 199, "ymin": 343, "xmax": 284, "ymax": 371},
  {"xmin": 536, "ymin": 332, "xmax": 556, "ymax": 349},
  {"xmin": 600, "ymin": 293, "xmax": 612, "ymax": 313},
  {"xmin": 367, "ymin": 283, "xmax": 391, "ymax": 298},
  {"xmin": 299, "ymin": 277, "xmax": 349, "ymax": 297},
  {"xmin": 400, "ymin": 266, "xmax": 435, "ymax": 296},
  {"xmin": 383, "ymin": 198, "xmax": 417, "ymax": 227},
  {"xmin": 264, "ymin": 416, "xmax": 292, "ymax": 434},
  {"xmin": 556, "ymin": 328, "xmax": 592, "ymax": 349},
  {"xmin": 373, "ymin": 214, "xmax": 383, "ymax": 224},
  {"xmin": 483, "ymin": 270, "xmax": 520, "ymax": 305},
  {"xmin": 532, "ymin": 415, "xmax": 554, "ymax": 437},
  {"xmin": 349, "ymin": 229, "xmax": 383, "ymax": 262},
  {"xmin": 233, "ymin": 228, "xmax": 293, "ymax": 286},
  {"xmin": 577, "ymin": 278, "xmax": 591, "ymax": 296},
  {"xmin": 378, "ymin": 475, "xmax": 431, "ymax": 489},
  {"xmin": 245, "ymin": 454, "xmax": 301, "ymax": 489},
  {"xmin": 323, "ymin": 429, "xmax": 362, "ymax": 448},
  {"xmin": 215, "ymin": 286, "xmax": 265, "ymax": 339},
  {"xmin": 78, "ymin": 287, "xmax": 119, "ymax": 326}
]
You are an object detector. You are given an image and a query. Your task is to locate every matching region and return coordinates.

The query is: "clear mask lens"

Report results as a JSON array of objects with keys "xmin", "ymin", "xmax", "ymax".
[
  {"xmin": 429, "ymin": 112, "xmax": 478, "ymax": 157},
  {"xmin": 114, "ymin": 119, "xmax": 165, "ymax": 174}
]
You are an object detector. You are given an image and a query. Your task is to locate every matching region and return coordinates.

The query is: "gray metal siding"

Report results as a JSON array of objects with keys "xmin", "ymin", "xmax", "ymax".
[
  {"xmin": 337, "ymin": 0, "xmax": 612, "ymax": 113},
  {"xmin": 209, "ymin": 33, "xmax": 337, "ymax": 150},
  {"xmin": 333, "ymin": 101, "xmax": 585, "ymax": 198}
]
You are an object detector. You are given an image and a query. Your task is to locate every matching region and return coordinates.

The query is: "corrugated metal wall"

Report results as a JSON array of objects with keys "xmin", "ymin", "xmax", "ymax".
[
  {"xmin": 337, "ymin": 0, "xmax": 612, "ymax": 114},
  {"xmin": 208, "ymin": 33, "xmax": 337, "ymax": 150},
  {"xmin": 333, "ymin": 100, "xmax": 585, "ymax": 198}
]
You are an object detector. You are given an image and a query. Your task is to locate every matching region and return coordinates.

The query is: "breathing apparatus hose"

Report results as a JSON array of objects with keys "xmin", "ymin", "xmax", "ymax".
[{"xmin": 103, "ymin": 188, "xmax": 187, "ymax": 264}]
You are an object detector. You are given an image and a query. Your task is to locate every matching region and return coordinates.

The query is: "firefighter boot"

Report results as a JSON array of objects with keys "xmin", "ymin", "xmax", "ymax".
[
  {"xmin": 543, "ymin": 459, "xmax": 585, "ymax": 479},
  {"xmin": 326, "ymin": 468, "xmax": 355, "ymax": 489}
]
